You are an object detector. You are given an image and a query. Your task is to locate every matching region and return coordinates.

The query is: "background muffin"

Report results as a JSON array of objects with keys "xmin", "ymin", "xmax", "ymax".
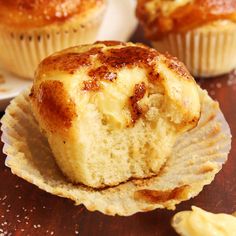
[
  {"xmin": 136, "ymin": 0, "xmax": 236, "ymax": 77},
  {"xmin": 29, "ymin": 41, "xmax": 200, "ymax": 188},
  {"xmin": 0, "ymin": 0, "xmax": 106, "ymax": 79}
]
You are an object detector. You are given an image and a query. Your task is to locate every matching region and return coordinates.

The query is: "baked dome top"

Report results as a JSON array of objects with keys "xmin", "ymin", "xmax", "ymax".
[
  {"xmin": 0, "ymin": 0, "xmax": 105, "ymax": 29},
  {"xmin": 30, "ymin": 41, "xmax": 200, "ymax": 132},
  {"xmin": 136, "ymin": 0, "xmax": 236, "ymax": 39}
]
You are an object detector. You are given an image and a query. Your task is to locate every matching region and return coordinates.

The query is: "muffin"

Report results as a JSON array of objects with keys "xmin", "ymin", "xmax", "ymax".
[
  {"xmin": 136, "ymin": 0, "xmax": 236, "ymax": 77},
  {"xmin": 29, "ymin": 41, "xmax": 201, "ymax": 188},
  {"xmin": 0, "ymin": 0, "xmax": 106, "ymax": 79},
  {"xmin": 1, "ymin": 41, "xmax": 231, "ymax": 215}
]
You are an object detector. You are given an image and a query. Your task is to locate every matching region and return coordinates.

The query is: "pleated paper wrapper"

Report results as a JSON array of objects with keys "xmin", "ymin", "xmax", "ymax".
[
  {"xmin": 0, "ymin": 8, "xmax": 105, "ymax": 80},
  {"xmin": 1, "ymin": 88, "xmax": 231, "ymax": 216},
  {"xmin": 153, "ymin": 23, "xmax": 236, "ymax": 78}
]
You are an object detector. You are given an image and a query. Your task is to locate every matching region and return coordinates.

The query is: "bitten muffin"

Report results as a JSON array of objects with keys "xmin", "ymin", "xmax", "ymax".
[
  {"xmin": 136, "ymin": 0, "xmax": 236, "ymax": 77},
  {"xmin": 29, "ymin": 41, "xmax": 200, "ymax": 188},
  {"xmin": 0, "ymin": 0, "xmax": 106, "ymax": 79}
]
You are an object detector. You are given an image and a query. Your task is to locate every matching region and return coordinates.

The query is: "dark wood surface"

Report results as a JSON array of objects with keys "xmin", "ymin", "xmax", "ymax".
[{"xmin": 0, "ymin": 27, "xmax": 236, "ymax": 236}]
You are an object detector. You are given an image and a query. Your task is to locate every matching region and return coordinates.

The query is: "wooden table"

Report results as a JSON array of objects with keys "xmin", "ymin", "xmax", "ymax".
[{"xmin": 0, "ymin": 27, "xmax": 235, "ymax": 236}]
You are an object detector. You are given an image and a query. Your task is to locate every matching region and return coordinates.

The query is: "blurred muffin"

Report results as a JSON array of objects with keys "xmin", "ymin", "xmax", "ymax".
[
  {"xmin": 29, "ymin": 41, "xmax": 200, "ymax": 188},
  {"xmin": 0, "ymin": 0, "xmax": 106, "ymax": 79},
  {"xmin": 136, "ymin": 0, "xmax": 236, "ymax": 77}
]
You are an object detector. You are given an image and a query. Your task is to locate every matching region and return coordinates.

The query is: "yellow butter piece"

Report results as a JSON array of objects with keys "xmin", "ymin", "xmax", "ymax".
[{"xmin": 172, "ymin": 206, "xmax": 236, "ymax": 236}]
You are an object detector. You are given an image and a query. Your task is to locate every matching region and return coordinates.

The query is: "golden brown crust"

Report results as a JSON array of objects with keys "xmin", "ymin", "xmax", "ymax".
[
  {"xmin": 39, "ymin": 48, "xmax": 101, "ymax": 74},
  {"xmin": 30, "ymin": 80, "xmax": 76, "ymax": 132},
  {"xmin": 41, "ymin": 41, "xmax": 188, "ymax": 77},
  {"xmin": 129, "ymin": 82, "xmax": 147, "ymax": 124},
  {"xmin": 98, "ymin": 45, "xmax": 158, "ymax": 68},
  {"xmin": 88, "ymin": 66, "xmax": 117, "ymax": 83},
  {"xmin": 39, "ymin": 41, "xmax": 161, "ymax": 90},
  {"xmin": 164, "ymin": 53, "xmax": 192, "ymax": 80},
  {"xmin": 33, "ymin": 41, "xmax": 200, "ymax": 127},
  {"xmin": 38, "ymin": 41, "xmax": 192, "ymax": 88},
  {"xmin": 136, "ymin": 0, "xmax": 236, "ymax": 39},
  {"xmin": 0, "ymin": 0, "xmax": 105, "ymax": 29},
  {"xmin": 83, "ymin": 79, "xmax": 100, "ymax": 91},
  {"xmin": 83, "ymin": 65, "xmax": 117, "ymax": 90}
]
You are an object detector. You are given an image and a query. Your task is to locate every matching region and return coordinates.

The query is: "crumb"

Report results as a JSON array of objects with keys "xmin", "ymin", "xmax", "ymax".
[
  {"xmin": 227, "ymin": 70, "xmax": 236, "ymax": 86},
  {"xmin": 210, "ymin": 90, "xmax": 215, "ymax": 96},
  {"xmin": 22, "ymin": 207, "xmax": 27, "ymax": 212}
]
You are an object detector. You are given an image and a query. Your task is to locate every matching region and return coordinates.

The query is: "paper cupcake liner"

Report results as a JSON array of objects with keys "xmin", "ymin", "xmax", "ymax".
[
  {"xmin": 1, "ymin": 87, "xmax": 231, "ymax": 216},
  {"xmin": 153, "ymin": 25, "xmax": 236, "ymax": 77},
  {"xmin": 0, "ymin": 12, "xmax": 104, "ymax": 80}
]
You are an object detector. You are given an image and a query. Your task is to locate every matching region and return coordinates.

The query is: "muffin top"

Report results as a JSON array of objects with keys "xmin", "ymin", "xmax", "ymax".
[
  {"xmin": 136, "ymin": 0, "xmax": 236, "ymax": 39},
  {"xmin": 30, "ymin": 41, "xmax": 200, "ymax": 133},
  {"xmin": 0, "ymin": 0, "xmax": 105, "ymax": 29}
]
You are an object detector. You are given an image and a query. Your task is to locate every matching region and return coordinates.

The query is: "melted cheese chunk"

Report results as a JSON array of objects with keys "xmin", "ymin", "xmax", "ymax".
[
  {"xmin": 76, "ymin": 67, "xmax": 149, "ymax": 128},
  {"xmin": 172, "ymin": 206, "xmax": 236, "ymax": 236}
]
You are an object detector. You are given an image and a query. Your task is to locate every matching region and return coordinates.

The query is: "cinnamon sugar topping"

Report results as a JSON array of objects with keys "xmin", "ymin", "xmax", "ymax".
[
  {"xmin": 35, "ymin": 41, "xmax": 196, "ymax": 127},
  {"xmin": 130, "ymin": 82, "xmax": 147, "ymax": 124},
  {"xmin": 40, "ymin": 47, "xmax": 102, "ymax": 74},
  {"xmin": 30, "ymin": 81, "xmax": 76, "ymax": 131},
  {"xmin": 99, "ymin": 46, "xmax": 158, "ymax": 69}
]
